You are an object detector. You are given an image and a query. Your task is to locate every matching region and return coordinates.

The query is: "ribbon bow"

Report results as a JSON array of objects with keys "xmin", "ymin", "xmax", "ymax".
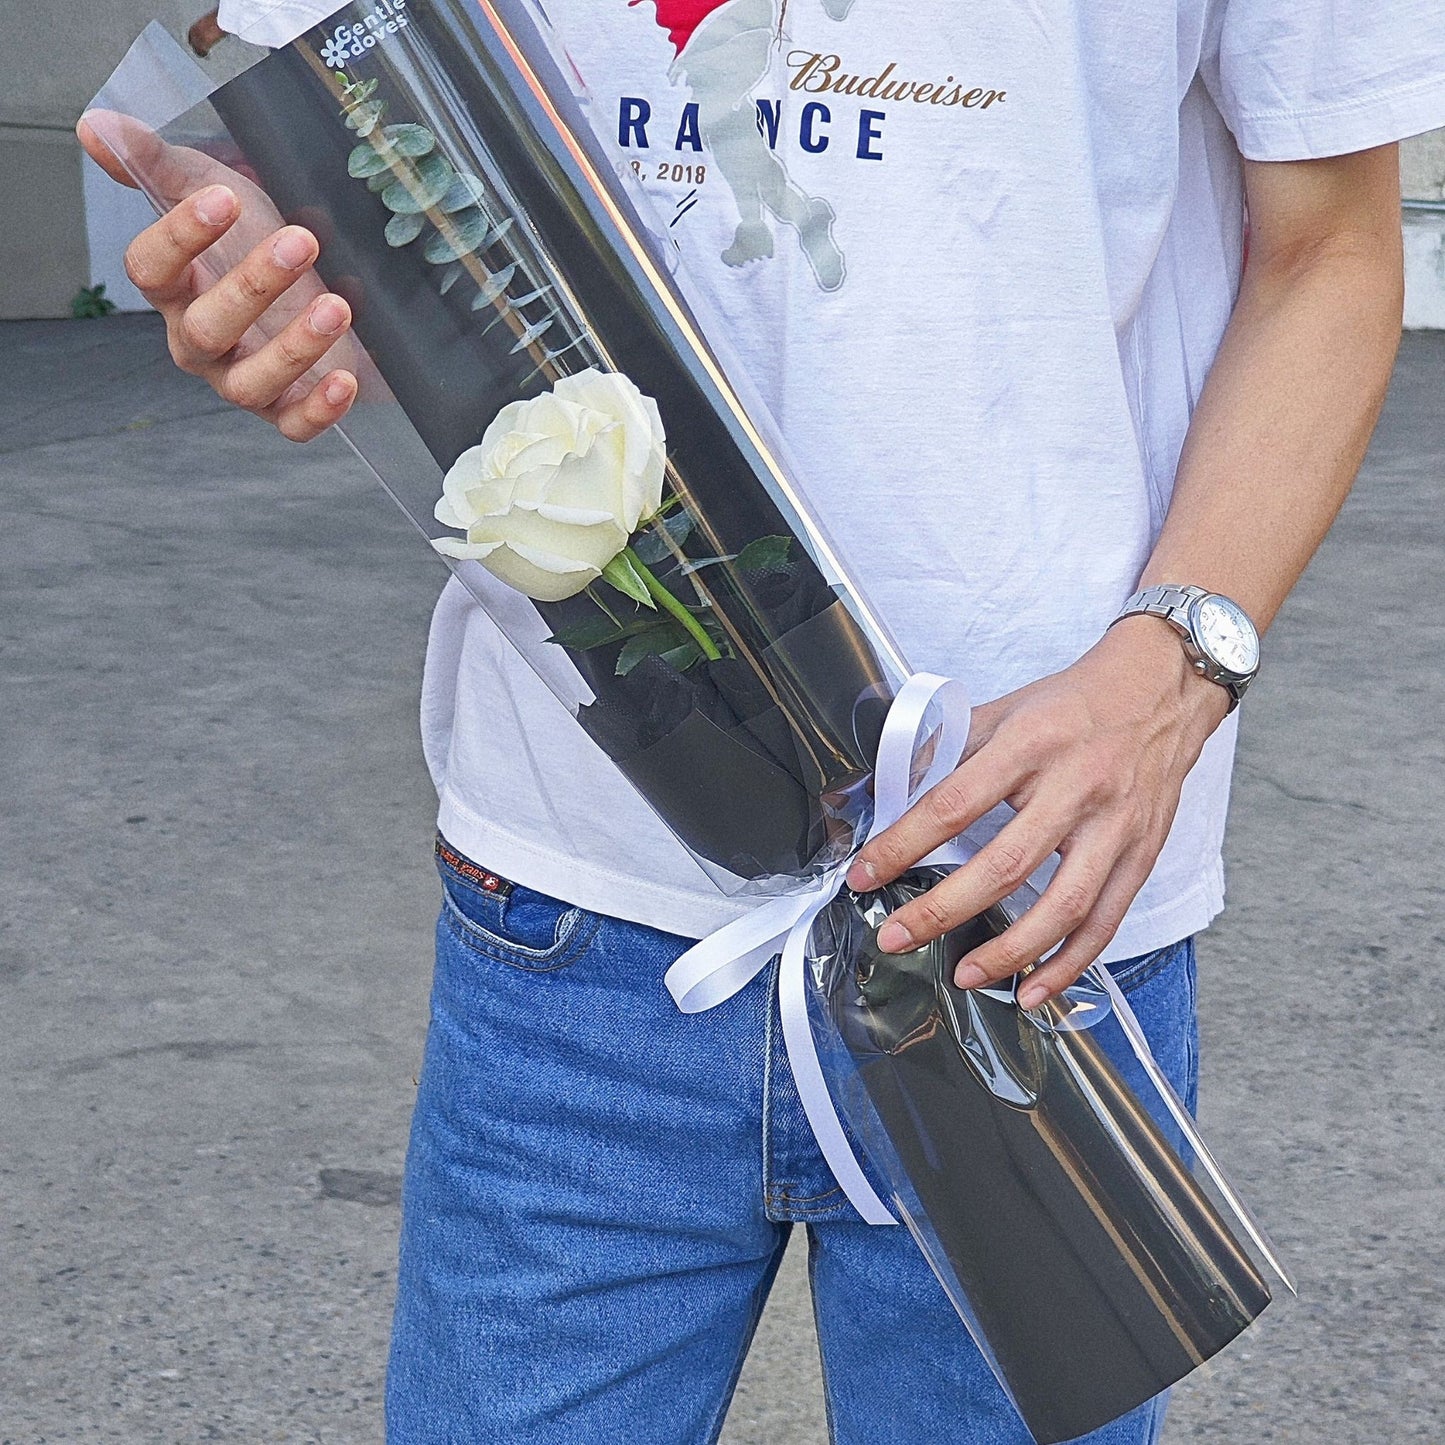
[{"xmin": 665, "ymin": 673, "xmax": 976, "ymax": 1225}]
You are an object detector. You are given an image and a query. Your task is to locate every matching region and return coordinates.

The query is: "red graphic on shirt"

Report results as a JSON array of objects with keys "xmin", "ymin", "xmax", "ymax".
[{"xmin": 628, "ymin": 0, "xmax": 735, "ymax": 55}]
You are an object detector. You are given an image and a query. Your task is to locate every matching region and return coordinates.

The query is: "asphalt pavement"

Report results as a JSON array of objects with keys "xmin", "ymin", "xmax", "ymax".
[{"xmin": 2, "ymin": 315, "xmax": 1443, "ymax": 1443}]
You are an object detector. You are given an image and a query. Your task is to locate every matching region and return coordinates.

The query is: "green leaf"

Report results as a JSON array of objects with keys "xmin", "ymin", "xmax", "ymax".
[
  {"xmin": 380, "ymin": 123, "xmax": 436, "ymax": 157},
  {"xmin": 424, "ymin": 207, "xmax": 490, "ymax": 263},
  {"xmin": 659, "ymin": 640, "xmax": 705, "ymax": 673},
  {"xmin": 439, "ymin": 172, "xmax": 487, "ymax": 213},
  {"xmin": 347, "ymin": 142, "xmax": 392, "ymax": 179},
  {"xmin": 600, "ymin": 553, "xmax": 656, "ymax": 610},
  {"xmin": 344, "ymin": 99, "xmax": 387, "ymax": 136},
  {"xmin": 735, "ymin": 535, "xmax": 792, "ymax": 573},
  {"xmin": 547, "ymin": 612, "xmax": 666, "ymax": 650},
  {"xmin": 385, "ymin": 211, "xmax": 426, "ymax": 247},
  {"xmin": 381, "ymin": 153, "xmax": 454, "ymax": 214},
  {"xmin": 548, "ymin": 616, "xmax": 634, "ymax": 651},
  {"xmin": 631, "ymin": 509, "xmax": 695, "ymax": 565},
  {"xmin": 616, "ymin": 622, "xmax": 695, "ymax": 676},
  {"xmin": 366, "ymin": 169, "xmax": 395, "ymax": 193}
]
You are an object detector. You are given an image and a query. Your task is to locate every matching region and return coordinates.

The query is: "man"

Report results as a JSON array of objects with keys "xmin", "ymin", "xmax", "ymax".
[{"xmin": 81, "ymin": 0, "xmax": 1445, "ymax": 1439}]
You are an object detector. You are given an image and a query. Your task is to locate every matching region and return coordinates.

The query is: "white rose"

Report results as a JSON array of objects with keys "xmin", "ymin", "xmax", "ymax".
[{"xmin": 431, "ymin": 368, "xmax": 667, "ymax": 602}]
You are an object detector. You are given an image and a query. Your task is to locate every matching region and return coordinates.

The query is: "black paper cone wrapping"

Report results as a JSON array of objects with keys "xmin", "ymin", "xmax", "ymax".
[{"xmin": 89, "ymin": 10, "xmax": 1289, "ymax": 1439}]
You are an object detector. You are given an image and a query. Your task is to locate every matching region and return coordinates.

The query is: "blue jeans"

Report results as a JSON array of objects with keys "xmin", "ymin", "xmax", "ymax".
[{"xmin": 387, "ymin": 841, "xmax": 1199, "ymax": 1444}]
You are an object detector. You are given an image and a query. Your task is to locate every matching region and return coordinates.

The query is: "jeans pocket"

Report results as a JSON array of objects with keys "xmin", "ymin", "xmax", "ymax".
[
  {"xmin": 436, "ymin": 838, "xmax": 602, "ymax": 973},
  {"xmin": 1107, "ymin": 938, "xmax": 1192, "ymax": 996}
]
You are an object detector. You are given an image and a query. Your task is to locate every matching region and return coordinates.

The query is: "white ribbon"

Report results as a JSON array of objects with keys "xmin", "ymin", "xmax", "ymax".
[{"xmin": 665, "ymin": 673, "xmax": 973, "ymax": 1225}]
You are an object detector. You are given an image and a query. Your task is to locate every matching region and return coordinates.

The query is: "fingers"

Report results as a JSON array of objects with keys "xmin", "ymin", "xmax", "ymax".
[
  {"xmin": 124, "ymin": 185, "xmax": 239, "ymax": 306},
  {"xmin": 848, "ymin": 754, "xmax": 1015, "ymax": 892},
  {"xmin": 80, "ymin": 111, "xmax": 236, "ymax": 206},
  {"xmin": 1014, "ymin": 856, "xmax": 1153, "ymax": 1008},
  {"xmin": 872, "ymin": 805, "xmax": 1069, "ymax": 956},
  {"xmin": 271, "ymin": 370, "xmax": 359, "ymax": 443},
  {"xmin": 77, "ymin": 115, "xmax": 140, "ymax": 187},
  {"xmin": 215, "ymin": 292, "xmax": 352, "ymax": 411},
  {"xmin": 176, "ymin": 226, "xmax": 322, "ymax": 370},
  {"xmin": 950, "ymin": 833, "xmax": 1120, "ymax": 988}
]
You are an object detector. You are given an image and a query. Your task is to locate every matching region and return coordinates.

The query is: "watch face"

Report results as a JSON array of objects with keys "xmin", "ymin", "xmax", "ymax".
[{"xmin": 1192, "ymin": 595, "xmax": 1260, "ymax": 676}]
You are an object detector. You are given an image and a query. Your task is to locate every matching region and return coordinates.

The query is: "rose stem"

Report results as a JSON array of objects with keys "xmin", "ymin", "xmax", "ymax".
[{"xmin": 623, "ymin": 547, "xmax": 722, "ymax": 662}]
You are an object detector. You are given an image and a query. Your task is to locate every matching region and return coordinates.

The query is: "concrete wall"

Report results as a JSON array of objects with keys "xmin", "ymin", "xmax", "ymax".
[
  {"xmin": 0, "ymin": 1, "xmax": 242, "ymax": 319},
  {"xmin": 1401, "ymin": 132, "xmax": 1445, "ymax": 329}
]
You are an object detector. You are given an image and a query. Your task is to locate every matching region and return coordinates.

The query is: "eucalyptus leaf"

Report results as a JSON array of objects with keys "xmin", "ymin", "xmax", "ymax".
[
  {"xmin": 438, "ymin": 263, "xmax": 465, "ymax": 295},
  {"xmin": 347, "ymin": 143, "xmax": 392, "ymax": 179},
  {"xmin": 632, "ymin": 510, "xmax": 695, "ymax": 565},
  {"xmin": 385, "ymin": 211, "xmax": 426, "ymax": 247},
  {"xmin": 424, "ymin": 207, "xmax": 489, "ymax": 263},
  {"xmin": 510, "ymin": 314, "xmax": 558, "ymax": 353},
  {"xmin": 340, "ymin": 77, "xmax": 378, "ymax": 108},
  {"xmin": 367, "ymin": 169, "xmax": 395, "ymax": 193},
  {"xmin": 735, "ymin": 535, "xmax": 792, "ymax": 573},
  {"xmin": 471, "ymin": 262, "xmax": 518, "ymax": 308},
  {"xmin": 381, "ymin": 153, "xmax": 454, "ymax": 214},
  {"xmin": 344, "ymin": 100, "xmax": 387, "ymax": 136},
  {"xmin": 510, "ymin": 284, "xmax": 554, "ymax": 309},
  {"xmin": 600, "ymin": 553, "xmax": 655, "ymax": 610},
  {"xmin": 381, "ymin": 123, "xmax": 436, "ymax": 157},
  {"xmin": 677, "ymin": 554, "xmax": 737, "ymax": 577},
  {"xmin": 440, "ymin": 172, "xmax": 487, "ymax": 213}
]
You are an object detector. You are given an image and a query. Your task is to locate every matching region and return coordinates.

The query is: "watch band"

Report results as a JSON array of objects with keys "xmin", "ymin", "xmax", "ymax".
[
  {"xmin": 1112, "ymin": 584, "xmax": 1255, "ymax": 711},
  {"xmin": 1116, "ymin": 584, "xmax": 1205, "ymax": 625}
]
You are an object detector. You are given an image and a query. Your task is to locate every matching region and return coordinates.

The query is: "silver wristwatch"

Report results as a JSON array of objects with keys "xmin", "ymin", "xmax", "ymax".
[{"xmin": 1110, "ymin": 584, "xmax": 1260, "ymax": 711}]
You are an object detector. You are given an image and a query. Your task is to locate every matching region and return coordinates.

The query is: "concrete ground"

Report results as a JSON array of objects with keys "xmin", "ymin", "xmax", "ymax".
[{"xmin": 1, "ymin": 315, "xmax": 1442, "ymax": 1443}]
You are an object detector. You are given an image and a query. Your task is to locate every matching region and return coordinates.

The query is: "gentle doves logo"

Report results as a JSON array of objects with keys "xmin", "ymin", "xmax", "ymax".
[{"xmin": 320, "ymin": 0, "xmax": 411, "ymax": 68}]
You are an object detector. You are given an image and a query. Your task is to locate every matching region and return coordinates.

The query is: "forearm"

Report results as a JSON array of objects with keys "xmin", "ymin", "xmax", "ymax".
[{"xmin": 1140, "ymin": 156, "xmax": 1405, "ymax": 635}]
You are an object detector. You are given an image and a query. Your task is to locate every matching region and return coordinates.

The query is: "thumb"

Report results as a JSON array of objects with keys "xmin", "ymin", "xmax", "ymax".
[{"xmin": 78, "ymin": 112, "xmax": 147, "ymax": 189}]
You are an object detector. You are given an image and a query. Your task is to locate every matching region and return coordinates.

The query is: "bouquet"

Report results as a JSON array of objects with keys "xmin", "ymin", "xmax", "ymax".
[{"xmin": 87, "ymin": 4, "xmax": 1290, "ymax": 1438}]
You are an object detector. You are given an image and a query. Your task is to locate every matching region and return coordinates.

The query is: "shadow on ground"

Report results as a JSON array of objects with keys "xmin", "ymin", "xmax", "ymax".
[{"xmin": 2, "ymin": 317, "xmax": 1442, "ymax": 1443}]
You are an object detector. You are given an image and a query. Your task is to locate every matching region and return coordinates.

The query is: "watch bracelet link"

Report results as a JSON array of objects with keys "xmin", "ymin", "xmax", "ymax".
[
  {"xmin": 1118, "ymin": 584, "xmax": 1205, "ymax": 622},
  {"xmin": 1110, "ymin": 583, "xmax": 1253, "ymax": 712}
]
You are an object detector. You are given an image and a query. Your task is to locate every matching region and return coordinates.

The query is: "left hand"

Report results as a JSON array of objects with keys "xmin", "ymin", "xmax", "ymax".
[{"xmin": 845, "ymin": 618, "xmax": 1232, "ymax": 1007}]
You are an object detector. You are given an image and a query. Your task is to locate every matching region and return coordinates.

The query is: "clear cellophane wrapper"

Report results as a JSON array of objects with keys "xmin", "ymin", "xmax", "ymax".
[{"xmin": 87, "ymin": 6, "xmax": 1292, "ymax": 1439}]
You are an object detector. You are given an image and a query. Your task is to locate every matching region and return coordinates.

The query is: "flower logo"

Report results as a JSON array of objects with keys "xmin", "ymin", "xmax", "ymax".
[{"xmin": 320, "ymin": 32, "xmax": 353, "ymax": 69}]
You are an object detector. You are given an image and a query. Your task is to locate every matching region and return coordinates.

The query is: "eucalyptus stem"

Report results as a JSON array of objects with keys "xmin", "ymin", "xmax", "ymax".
[{"xmin": 624, "ymin": 546, "xmax": 722, "ymax": 661}]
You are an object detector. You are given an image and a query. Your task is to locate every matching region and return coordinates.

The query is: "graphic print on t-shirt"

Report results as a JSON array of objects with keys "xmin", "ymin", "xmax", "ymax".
[
  {"xmin": 614, "ymin": 0, "xmax": 1007, "ymax": 293},
  {"xmin": 628, "ymin": 0, "xmax": 857, "ymax": 289}
]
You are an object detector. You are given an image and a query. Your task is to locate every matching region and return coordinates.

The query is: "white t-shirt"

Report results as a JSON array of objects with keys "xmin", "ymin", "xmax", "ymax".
[{"xmin": 222, "ymin": 0, "xmax": 1445, "ymax": 956}]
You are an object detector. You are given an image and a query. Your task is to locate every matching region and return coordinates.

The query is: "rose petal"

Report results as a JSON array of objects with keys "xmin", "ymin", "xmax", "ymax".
[
  {"xmin": 430, "ymin": 535, "xmax": 503, "ymax": 561},
  {"xmin": 528, "ymin": 428, "xmax": 628, "ymax": 519},
  {"xmin": 479, "ymin": 542, "xmax": 601, "ymax": 602},
  {"xmin": 555, "ymin": 370, "xmax": 666, "ymax": 529},
  {"xmin": 491, "ymin": 503, "xmax": 629, "ymax": 572},
  {"xmin": 436, "ymin": 473, "xmax": 514, "ymax": 526},
  {"xmin": 433, "ymin": 492, "xmax": 468, "ymax": 529},
  {"xmin": 526, "ymin": 503, "xmax": 620, "ymax": 526}
]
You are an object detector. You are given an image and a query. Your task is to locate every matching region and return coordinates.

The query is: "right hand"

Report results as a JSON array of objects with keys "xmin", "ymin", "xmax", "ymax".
[{"xmin": 78, "ymin": 112, "xmax": 361, "ymax": 443}]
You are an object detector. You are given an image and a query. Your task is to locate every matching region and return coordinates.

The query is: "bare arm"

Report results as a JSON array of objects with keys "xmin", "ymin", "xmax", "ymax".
[{"xmin": 849, "ymin": 144, "xmax": 1405, "ymax": 1005}]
